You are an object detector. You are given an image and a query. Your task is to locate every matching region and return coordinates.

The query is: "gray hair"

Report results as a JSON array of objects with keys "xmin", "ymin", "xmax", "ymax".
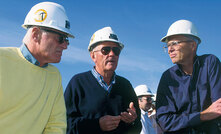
[{"xmin": 183, "ymin": 35, "xmax": 199, "ymax": 45}]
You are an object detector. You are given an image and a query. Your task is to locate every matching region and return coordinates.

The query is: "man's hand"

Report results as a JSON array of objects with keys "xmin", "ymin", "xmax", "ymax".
[
  {"xmin": 99, "ymin": 115, "xmax": 121, "ymax": 131},
  {"xmin": 120, "ymin": 102, "xmax": 137, "ymax": 124},
  {"xmin": 200, "ymin": 98, "xmax": 221, "ymax": 121}
]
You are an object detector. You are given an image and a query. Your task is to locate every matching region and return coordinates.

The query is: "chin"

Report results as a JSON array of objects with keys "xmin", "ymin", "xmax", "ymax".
[
  {"xmin": 106, "ymin": 66, "xmax": 117, "ymax": 70},
  {"xmin": 171, "ymin": 60, "xmax": 178, "ymax": 64},
  {"xmin": 52, "ymin": 58, "xmax": 61, "ymax": 63}
]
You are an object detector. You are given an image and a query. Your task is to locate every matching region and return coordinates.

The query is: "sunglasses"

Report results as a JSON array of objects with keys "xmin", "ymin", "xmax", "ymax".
[
  {"xmin": 93, "ymin": 46, "xmax": 121, "ymax": 56},
  {"xmin": 142, "ymin": 97, "xmax": 153, "ymax": 102},
  {"xmin": 41, "ymin": 28, "xmax": 69, "ymax": 44}
]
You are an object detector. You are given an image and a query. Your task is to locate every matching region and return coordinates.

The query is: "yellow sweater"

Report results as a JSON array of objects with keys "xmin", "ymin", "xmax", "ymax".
[{"xmin": 0, "ymin": 47, "xmax": 66, "ymax": 134}]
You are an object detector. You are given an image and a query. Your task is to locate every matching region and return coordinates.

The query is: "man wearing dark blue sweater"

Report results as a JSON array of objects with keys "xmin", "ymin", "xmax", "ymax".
[{"xmin": 64, "ymin": 26, "xmax": 142, "ymax": 134}]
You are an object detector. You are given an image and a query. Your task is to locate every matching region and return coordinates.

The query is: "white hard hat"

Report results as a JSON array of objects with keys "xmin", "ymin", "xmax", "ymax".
[
  {"xmin": 151, "ymin": 94, "xmax": 156, "ymax": 101},
  {"xmin": 88, "ymin": 26, "xmax": 124, "ymax": 51},
  {"xmin": 134, "ymin": 85, "xmax": 154, "ymax": 97},
  {"xmin": 161, "ymin": 20, "xmax": 201, "ymax": 44},
  {"xmin": 22, "ymin": 2, "xmax": 74, "ymax": 38}
]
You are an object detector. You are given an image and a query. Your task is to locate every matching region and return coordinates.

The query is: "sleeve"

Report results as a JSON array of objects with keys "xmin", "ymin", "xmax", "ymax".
[
  {"xmin": 208, "ymin": 55, "xmax": 221, "ymax": 102},
  {"xmin": 43, "ymin": 81, "xmax": 67, "ymax": 134},
  {"xmin": 156, "ymin": 73, "xmax": 201, "ymax": 132},
  {"xmin": 64, "ymin": 77, "xmax": 102, "ymax": 134}
]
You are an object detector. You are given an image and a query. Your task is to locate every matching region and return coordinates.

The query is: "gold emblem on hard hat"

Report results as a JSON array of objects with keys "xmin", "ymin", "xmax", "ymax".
[
  {"xmin": 34, "ymin": 9, "xmax": 47, "ymax": 22},
  {"xmin": 90, "ymin": 34, "xmax": 95, "ymax": 43}
]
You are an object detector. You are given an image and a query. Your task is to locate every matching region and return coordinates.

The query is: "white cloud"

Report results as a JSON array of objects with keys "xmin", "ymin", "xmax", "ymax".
[
  {"xmin": 62, "ymin": 46, "xmax": 93, "ymax": 64},
  {"xmin": 119, "ymin": 56, "xmax": 169, "ymax": 73},
  {"xmin": 117, "ymin": 46, "xmax": 171, "ymax": 73}
]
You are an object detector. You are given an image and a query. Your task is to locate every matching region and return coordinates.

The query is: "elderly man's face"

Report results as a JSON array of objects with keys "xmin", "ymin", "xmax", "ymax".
[
  {"xmin": 91, "ymin": 41, "xmax": 121, "ymax": 75},
  {"xmin": 37, "ymin": 27, "xmax": 69, "ymax": 65},
  {"xmin": 167, "ymin": 35, "xmax": 197, "ymax": 65}
]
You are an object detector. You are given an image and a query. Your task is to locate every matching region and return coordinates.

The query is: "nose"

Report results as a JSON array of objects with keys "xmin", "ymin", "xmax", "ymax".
[
  {"xmin": 60, "ymin": 42, "xmax": 68, "ymax": 49},
  {"xmin": 168, "ymin": 45, "xmax": 175, "ymax": 54},
  {"xmin": 108, "ymin": 49, "xmax": 115, "ymax": 56}
]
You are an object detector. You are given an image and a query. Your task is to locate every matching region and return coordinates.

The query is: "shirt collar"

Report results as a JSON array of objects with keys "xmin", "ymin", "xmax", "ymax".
[
  {"xmin": 91, "ymin": 67, "xmax": 116, "ymax": 91},
  {"xmin": 20, "ymin": 44, "xmax": 48, "ymax": 67},
  {"xmin": 140, "ymin": 109, "xmax": 148, "ymax": 116},
  {"xmin": 91, "ymin": 67, "xmax": 116, "ymax": 84},
  {"xmin": 175, "ymin": 55, "xmax": 200, "ymax": 76}
]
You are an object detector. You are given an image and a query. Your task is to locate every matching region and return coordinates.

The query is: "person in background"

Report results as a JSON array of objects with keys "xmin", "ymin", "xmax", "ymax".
[
  {"xmin": 0, "ymin": 2, "xmax": 74, "ymax": 134},
  {"xmin": 135, "ymin": 84, "xmax": 156, "ymax": 134},
  {"xmin": 156, "ymin": 19, "xmax": 221, "ymax": 133},
  {"xmin": 149, "ymin": 96, "xmax": 163, "ymax": 134},
  {"xmin": 64, "ymin": 26, "xmax": 142, "ymax": 134}
]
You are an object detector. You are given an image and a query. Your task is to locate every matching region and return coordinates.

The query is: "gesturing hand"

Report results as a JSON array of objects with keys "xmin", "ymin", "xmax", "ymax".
[
  {"xmin": 120, "ymin": 102, "xmax": 137, "ymax": 124},
  {"xmin": 99, "ymin": 115, "xmax": 121, "ymax": 131}
]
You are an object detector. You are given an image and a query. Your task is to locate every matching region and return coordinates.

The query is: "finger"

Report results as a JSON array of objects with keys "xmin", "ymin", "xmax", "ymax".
[
  {"xmin": 125, "ymin": 110, "xmax": 137, "ymax": 122},
  {"xmin": 106, "ymin": 126, "xmax": 116, "ymax": 131},
  {"xmin": 121, "ymin": 112, "xmax": 129, "ymax": 117},
  {"xmin": 121, "ymin": 112, "xmax": 129, "ymax": 120},
  {"xmin": 110, "ymin": 125, "xmax": 118, "ymax": 130},
  {"xmin": 99, "ymin": 115, "xmax": 121, "ymax": 131},
  {"xmin": 113, "ymin": 118, "xmax": 121, "ymax": 124},
  {"xmin": 127, "ymin": 108, "xmax": 136, "ymax": 116},
  {"xmin": 121, "ymin": 116, "xmax": 130, "ymax": 123},
  {"xmin": 121, "ymin": 112, "xmax": 134, "ymax": 123},
  {"xmin": 110, "ymin": 115, "xmax": 121, "ymax": 122},
  {"xmin": 129, "ymin": 102, "xmax": 136, "ymax": 111},
  {"xmin": 113, "ymin": 115, "xmax": 121, "ymax": 120},
  {"xmin": 108, "ymin": 116, "xmax": 121, "ymax": 127}
]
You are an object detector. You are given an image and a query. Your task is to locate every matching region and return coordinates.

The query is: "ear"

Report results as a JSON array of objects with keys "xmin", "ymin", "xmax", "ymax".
[
  {"xmin": 90, "ymin": 52, "xmax": 96, "ymax": 63},
  {"xmin": 192, "ymin": 41, "xmax": 198, "ymax": 51},
  {"xmin": 31, "ymin": 27, "xmax": 42, "ymax": 43}
]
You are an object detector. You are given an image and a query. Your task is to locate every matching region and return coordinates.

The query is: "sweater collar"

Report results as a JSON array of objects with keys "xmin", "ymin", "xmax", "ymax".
[{"xmin": 91, "ymin": 67, "xmax": 116, "ymax": 93}]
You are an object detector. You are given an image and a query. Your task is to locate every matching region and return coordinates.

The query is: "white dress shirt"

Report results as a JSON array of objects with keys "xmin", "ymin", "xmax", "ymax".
[{"xmin": 140, "ymin": 109, "xmax": 156, "ymax": 134}]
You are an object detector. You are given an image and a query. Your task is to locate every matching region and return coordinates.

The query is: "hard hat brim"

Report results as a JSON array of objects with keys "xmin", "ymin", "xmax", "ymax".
[
  {"xmin": 161, "ymin": 33, "xmax": 201, "ymax": 44},
  {"xmin": 88, "ymin": 39, "xmax": 124, "ymax": 51},
  {"xmin": 137, "ymin": 93, "xmax": 154, "ymax": 97},
  {"xmin": 22, "ymin": 24, "xmax": 75, "ymax": 38}
]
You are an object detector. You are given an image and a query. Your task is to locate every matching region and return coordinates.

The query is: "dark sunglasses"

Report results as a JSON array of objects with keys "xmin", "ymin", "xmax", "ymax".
[
  {"xmin": 41, "ymin": 28, "xmax": 69, "ymax": 44},
  {"xmin": 142, "ymin": 97, "xmax": 153, "ymax": 102},
  {"xmin": 93, "ymin": 46, "xmax": 121, "ymax": 56}
]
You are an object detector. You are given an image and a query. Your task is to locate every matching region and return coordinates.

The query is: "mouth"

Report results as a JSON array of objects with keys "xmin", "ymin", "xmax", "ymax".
[
  {"xmin": 106, "ymin": 59, "xmax": 117, "ymax": 65},
  {"xmin": 108, "ymin": 59, "xmax": 115, "ymax": 62},
  {"xmin": 56, "ymin": 51, "xmax": 63, "ymax": 57},
  {"xmin": 170, "ymin": 53, "xmax": 176, "ymax": 58}
]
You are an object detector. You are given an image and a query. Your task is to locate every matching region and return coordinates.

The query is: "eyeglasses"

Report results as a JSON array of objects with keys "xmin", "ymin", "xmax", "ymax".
[
  {"xmin": 163, "ymin": 40, "xmax": 193, "ymax": 52},
  {"xmin": 142, "ymin": 97, "xmax": 152, "ymax": 102},
  {"xmin": 41, "ymin": 28, "xmax": 69, "ymax": 44},
  {"xmin": 93, "ymin": 46, "xmax": 121, "ymax": 56}
]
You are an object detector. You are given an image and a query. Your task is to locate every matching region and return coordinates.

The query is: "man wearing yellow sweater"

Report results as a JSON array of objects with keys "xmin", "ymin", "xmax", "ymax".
[{"xmin": 0, "ymin": 2, "xmax": 74, "ymax": 134}]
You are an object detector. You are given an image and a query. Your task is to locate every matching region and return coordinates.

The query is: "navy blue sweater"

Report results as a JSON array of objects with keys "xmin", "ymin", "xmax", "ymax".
[{"xmin": 64, "ymin": 71, "xmax": 142, "ymax": 134}]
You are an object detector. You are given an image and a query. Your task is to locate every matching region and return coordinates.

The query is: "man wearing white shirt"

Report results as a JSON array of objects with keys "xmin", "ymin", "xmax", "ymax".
[{"xmin": 135, "ymin": 85, "xmax": 156, "ymax": 134}]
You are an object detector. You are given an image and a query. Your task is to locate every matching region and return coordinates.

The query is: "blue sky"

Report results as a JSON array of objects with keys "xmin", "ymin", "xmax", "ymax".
[{"xmin": 1, "ymin": 0, "xmax": 221, "ymax": 93}]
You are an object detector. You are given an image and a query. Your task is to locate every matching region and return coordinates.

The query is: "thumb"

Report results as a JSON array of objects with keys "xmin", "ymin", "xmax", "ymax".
[{"xmin": 129, "ymin": 102, "xmax": 135, "ymax": 110}]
